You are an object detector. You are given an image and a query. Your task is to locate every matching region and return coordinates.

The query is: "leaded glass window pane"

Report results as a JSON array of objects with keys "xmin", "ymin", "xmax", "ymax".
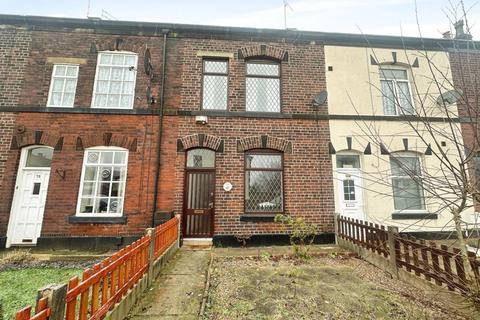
[
  {"xmin": 246, "ymin": 61, "xmax": 281, "ymax": 112},
  {"xmin": 246, "ymin": 63, "xmax": 280, "ymax": 76},
  {"xmin": 93, "ymin": 52, "xmax": 137, "ymax": 109},
  {"xmin": 77, "ymin": 149, "xmax": 128, "ymax": 215},
  {"xmin": 245, "ymin": 152, "xmax": 283, "ymax": 213},
  {"xmin": 203, "ymin": 60, "xmax": 228, "ymax": 110},
  {"xmin": 203, "ymin": 75, "xmax": 228, "ymax": 110},
  {"xmin": 47, "ymin": 64, "xmax": 79, "ymax": 108},
  {"xmin": 187, "ymin": 149, "xmax": 215, "ymax": 168},
  {"xmin": 204, "ymin": 60, "xmax": 228, "ymax": 74},
  {"xmin": 246, "ymin": 77, "xmax": 280, "ymax": 112},
  {"xmin": 245, "ymin": 154, "xmax": 282, "ymax": 169}
]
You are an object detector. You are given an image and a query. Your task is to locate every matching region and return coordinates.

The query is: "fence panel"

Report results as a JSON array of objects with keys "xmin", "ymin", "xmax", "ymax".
[
  {"xmin": 337, "ymin": 216, "xmax": 389, "ymax": 257},
  {"xmin": 337, "ymin": 215, "xmax": 479, "ymax": 295},
  {"xmin": 395, "ymin": 236, "xmax": 469, "ymax": 293},
  {"xmin": 154, "ymin": 217, "xmax": 179, "ymax": 259},
  {"xmin": 65, "ymin": 235, "xmax": 150, "ymax": 320},
  {"xmin": 15, "ymin": 297, "xmax": 51, "ymax": 320}
]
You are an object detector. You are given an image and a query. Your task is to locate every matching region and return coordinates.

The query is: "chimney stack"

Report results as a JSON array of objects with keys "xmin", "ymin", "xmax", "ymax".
[{"xmin": 454, "ymin": 20, "xmax": 473, "ymax": 40}]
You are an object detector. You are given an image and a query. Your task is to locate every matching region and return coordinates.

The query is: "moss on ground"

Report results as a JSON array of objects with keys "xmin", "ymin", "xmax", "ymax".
[
  {"xmin": 204, "ymin": 255, "xmax": 471, "ymax": 320},
  {"xmin": 0, "ymin": 267, "xmax": 81, "ymax": 320}
]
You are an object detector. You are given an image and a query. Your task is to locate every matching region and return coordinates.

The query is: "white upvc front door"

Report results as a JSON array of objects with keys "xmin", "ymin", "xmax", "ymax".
[
  {"xmin": 7, "ymin": 146, "xmax": 53, "ymax": 247},
  {"xmin": 337, "ymin": 169, "xmax": 365, "ymax": 221}
]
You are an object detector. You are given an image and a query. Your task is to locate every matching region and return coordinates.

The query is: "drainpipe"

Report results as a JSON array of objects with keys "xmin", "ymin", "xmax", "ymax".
[{"xmin": 151, "ymin": 30, "xmax": 169, "ymax": 227}]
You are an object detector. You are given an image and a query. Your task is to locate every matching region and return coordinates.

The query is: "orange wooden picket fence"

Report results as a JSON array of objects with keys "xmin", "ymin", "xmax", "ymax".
[
  {"xmin": 15, "ymin": 297, "xmax": 51, "ymax": 320},
  {"xmin": 14, "ymin": 216, "xmax": 179, "ymax": 320},
  {"xmin": 154, "ymin": 217, "xmax": 179, "ymax": 260}
]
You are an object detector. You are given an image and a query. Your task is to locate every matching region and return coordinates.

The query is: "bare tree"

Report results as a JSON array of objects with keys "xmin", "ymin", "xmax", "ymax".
[{"xmin": 339, "ymin": 0, "xmax": 480, "ymax": 293}]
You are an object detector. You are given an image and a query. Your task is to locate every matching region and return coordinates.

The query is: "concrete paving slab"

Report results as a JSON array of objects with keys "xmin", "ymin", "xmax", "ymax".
[{"xmin": 128, "ymin": 248, "xmax": 210, "ymax": 319}]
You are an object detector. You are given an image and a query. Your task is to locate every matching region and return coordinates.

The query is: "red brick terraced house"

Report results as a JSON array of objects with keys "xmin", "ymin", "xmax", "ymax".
[{"xmin": 0, "ymin": 15, "xmax": 478, "ymax": 248}]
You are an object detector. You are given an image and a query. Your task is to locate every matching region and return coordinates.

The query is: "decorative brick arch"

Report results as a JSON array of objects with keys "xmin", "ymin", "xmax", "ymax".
[
  {"xmin": 238, "ymin": 44, "xmax": 289, "ymax": 62},
  {"xmin": 177, "ymin": 134, "xmax": 224, "ymax": 152},
  {"xmin": 10, "ymin": 128, "xmax": 64, "ymax": 151},
  {"xmin": 76, "ymin": 133, "xmax": 137, "ymax": 152},
  {"xmin": 237, "ymin": 135, "xmax": 292, "ymax": 153},
  {"xmin": 91, "ymin": 38, "xmax": 144, "ymax": 55}
]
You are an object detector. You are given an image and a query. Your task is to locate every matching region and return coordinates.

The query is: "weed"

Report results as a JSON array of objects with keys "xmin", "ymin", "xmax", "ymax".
[
  {"xmin": 274, "ymin": 214, "xmax": 316, "ymax": 260},
  {"xmin": 0, "ymin": 249, "xmax": 34, "ymax": 266},
  {"xmin": 260, "ymin": 252, "xmax": 271, "ymax": 262}
]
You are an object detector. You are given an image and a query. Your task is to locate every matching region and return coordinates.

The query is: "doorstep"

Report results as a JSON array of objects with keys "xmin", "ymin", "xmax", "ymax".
[{"xmin": 182, "ymin": 238, "xmax": 213, "ymax": 250}]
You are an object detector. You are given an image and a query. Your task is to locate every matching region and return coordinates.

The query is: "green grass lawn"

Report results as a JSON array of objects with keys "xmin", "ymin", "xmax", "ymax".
[{"xmin": 0, "ymin": 267, "xmax": 81, "ymax": 320}]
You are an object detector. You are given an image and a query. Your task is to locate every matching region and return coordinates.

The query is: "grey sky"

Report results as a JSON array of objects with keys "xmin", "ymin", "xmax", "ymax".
[{"xmin": 0, "ymin": 0, "xmax": 478, "ymax": 38}]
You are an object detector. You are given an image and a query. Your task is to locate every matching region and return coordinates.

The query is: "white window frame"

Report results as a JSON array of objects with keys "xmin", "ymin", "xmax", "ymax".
[
  {"xmin": 390, "ymin": 153, "xmax": 427, "ymax": 213},
  {"xmin": 91, "ymin": 51, "xmax": 138, "ymax": 109},
  {"xmin": 76, "ymin": 147, "xmax": 129, "ymax": 217},
  {"xmin": 47, "ymin": 64, "xmax": 79, "ymax": 108},
  {"xmin": 380, "ymin": 67, "xmax": 415, "ymax": 116}
]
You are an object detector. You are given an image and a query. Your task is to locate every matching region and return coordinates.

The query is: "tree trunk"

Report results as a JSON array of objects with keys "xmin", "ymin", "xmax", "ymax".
[{"xmin": 453, "ymin": 209, "xmax": 475, "ymax": 284}]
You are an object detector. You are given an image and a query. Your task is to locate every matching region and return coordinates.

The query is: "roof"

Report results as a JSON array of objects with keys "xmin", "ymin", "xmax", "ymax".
[{"xmin": 0, "ymin": 14, "xmax": 479, "ymax": 51}]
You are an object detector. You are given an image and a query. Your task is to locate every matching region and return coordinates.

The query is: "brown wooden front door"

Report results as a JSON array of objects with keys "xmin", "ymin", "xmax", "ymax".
[{"xmin": 183, "ymin": 148, "xmax": 216, "ymax": 238}]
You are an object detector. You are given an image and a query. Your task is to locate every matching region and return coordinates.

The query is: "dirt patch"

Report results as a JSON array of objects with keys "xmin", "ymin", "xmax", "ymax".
[{"xmin": 204, "ymin": 255, "xmax": 473, "ymax": 320}]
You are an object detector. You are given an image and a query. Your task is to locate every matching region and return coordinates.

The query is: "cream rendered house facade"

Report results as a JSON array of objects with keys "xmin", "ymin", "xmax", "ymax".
[{"xmin": 326, "ymin": 45, "xmax": 476, "ymax": 233}]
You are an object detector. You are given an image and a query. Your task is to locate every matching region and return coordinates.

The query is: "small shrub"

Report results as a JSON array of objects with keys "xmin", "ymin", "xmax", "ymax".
[
  {"xmin": 0, "ymin": 249, "xmax": 34, "ymax": 266},
  {"xmin": 274, "ymin": 214, "xmax": 317, "ymax": 260},
  {"xmin": 260, "ymin": 252, "xmax": 271, "ymax": 262}
]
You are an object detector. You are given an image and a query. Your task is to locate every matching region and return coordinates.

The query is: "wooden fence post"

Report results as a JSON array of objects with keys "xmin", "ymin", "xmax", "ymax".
[
  {"xmin": 175, "ymin": 213, "xmax": 181, "ymax": 249},
  {"xmin": 146, "ymin": 227, "xmax": 156, "ymax": 287},
  {"xmin": 36, "ymin": 284, "xmax": 67, "ymax": 320},
  {"xmin": 387, "ymin": 226, "xmax": 399, "ymax": 278},
  {"xmin": 333, "ymin": 213, "xmax": 339, "ymax": 245}
]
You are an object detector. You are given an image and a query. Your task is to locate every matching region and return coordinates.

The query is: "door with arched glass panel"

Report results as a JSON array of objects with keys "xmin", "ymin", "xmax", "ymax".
[
  {"xmin": 7, "ymin": 146, "xmax": 53, "ymax": 247},
  {"xmin": 183, "ymin": 149, "xmax": 215, "ymax": 237}
]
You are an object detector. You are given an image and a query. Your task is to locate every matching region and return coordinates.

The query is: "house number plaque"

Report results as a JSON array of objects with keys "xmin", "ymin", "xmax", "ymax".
[{"xmin": 223, "ymin": 182, "xmax": 233, "ymax": 192}]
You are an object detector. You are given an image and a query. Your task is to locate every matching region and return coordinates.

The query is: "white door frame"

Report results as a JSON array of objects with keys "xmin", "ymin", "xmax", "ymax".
[
  {"xmin": 336, "ymin": 168, "xmax": 365, "ymax": 221},
  {"xmin": 6, "ymin": 145, "xmax": 53, "ymax": 248}
]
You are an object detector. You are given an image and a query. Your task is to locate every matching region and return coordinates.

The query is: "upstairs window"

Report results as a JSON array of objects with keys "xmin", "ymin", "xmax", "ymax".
[
  {"xmin": 390, "ymin": 154, "xmax": 425, "ymax": 211},
  {"xmin": 77, "ymin": 148, "xmax": 128, "ymax": 216},
  {"xmin": 380, "ymin": 68, "xmax": 414, "ymax": 115},
  {"xmin": 246, "ymin": 60, "xmax": 280, "ymax": 112},
  {"xmin": 47, "ymin": 64, "xmax": 79, "ymax": 107},
  {"xmin": 245, "ymin": 151, "xmax": 283, "ymax": 213},
  {"xmin": 92, "ymin": 52, "xmax": 138, "ymax": 109},
  {"xmin": 202, "ymin": 60, "xmax": 228, "ymax": 110}
]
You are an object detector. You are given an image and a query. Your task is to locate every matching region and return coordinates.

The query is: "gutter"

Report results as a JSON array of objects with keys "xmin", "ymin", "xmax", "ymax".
[{"xmin": 151, "ymin": 30, "xmax": 169, "ymax": 227}]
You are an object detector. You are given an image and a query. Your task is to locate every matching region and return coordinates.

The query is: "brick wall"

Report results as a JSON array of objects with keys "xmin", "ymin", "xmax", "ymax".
[
  {"xmin": 0, "ymin": 25, "xmax": 335, "ymax": 241},
  {"xmin": 0, "ymin": 29, "xmax": 32, "ymax": 188},
  {"xmin": 17, "ymin": 31, "xmax": 164, "ymax": 109},
  {"xmin": 162, "ymin": 37, "xmax": 334, "ymax": 235},
  {"xmin": 0, "ymin": 113, "xmax": 158, "ymax": 237},
  {"xmin": 170, "ymin": 116, "xmax": 335, "ymax": 235},
  {"xmin": 164, "ymin": 38, "xmax": 327, "ymax": 115},
  {"xmin": 450, "ymin": 49, "xmax": 480, "ymax": 212},
  {"xmin": 0, "ymin": 29, "xmax": 164, "ymax": 238}
]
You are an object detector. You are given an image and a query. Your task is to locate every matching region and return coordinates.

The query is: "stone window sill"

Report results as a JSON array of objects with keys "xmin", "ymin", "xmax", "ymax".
[
  {"xmin": 391, "ymin": 213, "xmax": 438, "ymax": 220},
  {"xmin": 240, "ymin": 214, "xmax": 277, "ymax": 222},
  {"xmin": 68, "ymin": 216, "xmax": 128, "ymax": 224}
]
